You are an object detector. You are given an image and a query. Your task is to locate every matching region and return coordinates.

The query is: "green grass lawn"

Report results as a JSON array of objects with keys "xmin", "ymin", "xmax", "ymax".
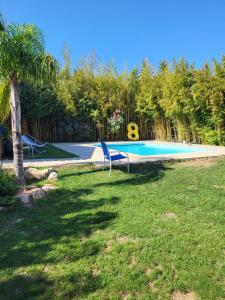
[
  {"xmin": 23, "ymin": 144, "xmax": 78, "ymax": 159},
  {"xmin": 0, "ymin": 158, "xmax": 225, "ymax": 299}
]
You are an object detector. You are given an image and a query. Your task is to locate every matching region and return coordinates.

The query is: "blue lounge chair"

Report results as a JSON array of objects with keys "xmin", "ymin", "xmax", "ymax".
[
  {"xmin": 100, "ymin": 140, "xmax": 129, "ymax": 175},
  {"xmin": 21, "ymin": 134, "xmax": 47, "ymax": 157}
]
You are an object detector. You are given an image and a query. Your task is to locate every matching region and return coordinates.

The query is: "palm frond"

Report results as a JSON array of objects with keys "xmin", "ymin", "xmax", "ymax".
[
  {"xmin": 22, "ymin": 53, "xmax": 58, "ymax": 84},
  {"xmin": 8, "ymin": 23, "xmax": 45, "ymax": 55},
  {"xmin": 0, "ymin": 22, "xmax": 57, "ymax": 84},
  {"xmin": 0, "ymin": 79, "xmax": 10, "ymax": 122},
  {"xmin": 0, "ymin": 13, "xmax": 6, "ymax": 31}
]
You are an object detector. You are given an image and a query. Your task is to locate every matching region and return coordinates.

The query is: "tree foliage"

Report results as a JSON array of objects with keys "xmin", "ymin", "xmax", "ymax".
[
  {"xmin": 0, "ymin": 19, "xmax": 58, "ymax": 123},
  {"xmin": 16, "ymin": 53, "xmax": 225, "ymax": 144}
]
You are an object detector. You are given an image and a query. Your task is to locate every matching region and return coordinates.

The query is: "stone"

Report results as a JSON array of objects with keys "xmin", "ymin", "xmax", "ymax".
[
  {"xmin": 31, "ymin": 188, "xmax": 45, "ymax": 200},
  {"xmin": 42, "ymin": 184, "xmax": 57, "ymax": 192},
  {"xmin": 24, "ymin": 168, "xmax": 51, "ymax": 180},
  {"xmin": 16, "ymin": 191, "xmax": 32, "ymax": 205},
  {"xmin": 48, "ymin": 171, "xmax": 58, "ymax": 181},
  {"xmin": 16, "ymin": 184, "xmax": 58, "ymax": 206},
  {"xmin": 26, "ymin": 185, "xmax": 38, "ymax": 189},
  {"xmin": 16, "ymin": 187, "xmax": 45, "ymax": 205}
]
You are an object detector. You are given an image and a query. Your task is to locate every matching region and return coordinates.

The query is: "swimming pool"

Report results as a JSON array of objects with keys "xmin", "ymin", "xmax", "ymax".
[{"xmin": 97, "ymin": 142, "xmax": 211, "ymax": 156}]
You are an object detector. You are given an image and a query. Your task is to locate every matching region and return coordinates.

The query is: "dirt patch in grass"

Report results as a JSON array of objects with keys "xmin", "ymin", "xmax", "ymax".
[
  {"xmin": 43, "ymin": 265, "xmax": 50, "ymax": 273},
  {"xmin": 177, "ymin": 157, "xmax": 219, "ymax": 168},
  {"xmin": 144, "ymin": 267, "xmax": 153, "ymax": 276},
  {"xmin": 104, "ymin": 240, "xmax": 113, "ymax": 253},
  {"xmin": 119, "ymin": 291, "xmax": 132, "ymax": 299},
  {"xmin": 128, "ymin": 255, "xmax": 137, "ymax": 267},
  {"xmin": 155, "ymin": 263, "xmax": 163, "ymax": 271},
  {"xmin": 148, "ymin": 281, "xmax": 157, "ymax": 292},
  {"xmin": 134, "ymin": 291, "xmax": 142, "ymax": 299},
  {"xmin": 80, "ymin": 234, "xmax": 90, "ymax": 242},
  {"xmin": 115, "ymin": 235, "xmax": 140, "ymax": 243},
  {"xmin": 104, "ymin": 236, "xmax": 140, "ymax": 253},
  {"xmin": 91, "ymin": 268, "xmax": 101, "ymax": 276},
  {"xmin": 162, "ymin": 212, "xmax": 177, "ymax": 219},
  {"xmin": 171, "ymin": 291, "xmax": 196, "ymax": 300},
  {"xmin": 213, "ymin": 184, "xmax": 225, "ymax": 191}
]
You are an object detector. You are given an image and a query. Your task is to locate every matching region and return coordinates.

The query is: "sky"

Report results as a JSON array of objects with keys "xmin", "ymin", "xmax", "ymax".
[{"xmin": 1, "ymin": 0, "xmax": 225, "ymax": 71}]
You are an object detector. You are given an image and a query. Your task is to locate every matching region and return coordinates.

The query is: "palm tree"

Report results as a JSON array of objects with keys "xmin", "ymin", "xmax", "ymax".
[{"xmin": 0, "ymin": 16, "xmax": 57, "ymax": 184}]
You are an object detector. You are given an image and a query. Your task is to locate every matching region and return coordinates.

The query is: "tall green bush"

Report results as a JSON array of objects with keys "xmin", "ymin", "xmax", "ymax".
[{"xmin": 0, "ymin": 170, "xmax": 17, "ymax": 196}]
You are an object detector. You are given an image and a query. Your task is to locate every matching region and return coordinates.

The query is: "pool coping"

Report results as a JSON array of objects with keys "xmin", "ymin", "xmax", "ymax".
[{"xmin": 2, "ymin": 140, "xmax": 225, "ymax": 169}]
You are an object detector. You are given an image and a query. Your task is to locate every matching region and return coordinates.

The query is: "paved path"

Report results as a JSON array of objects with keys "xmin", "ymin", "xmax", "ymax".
[{"xmin": 2, "ymin": 141, "xmax": 225, "ymax": 169}]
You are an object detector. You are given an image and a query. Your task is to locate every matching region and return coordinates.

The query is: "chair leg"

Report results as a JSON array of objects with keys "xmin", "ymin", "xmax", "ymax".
[
  {"xmin": 103, "ymin": 157, "xmax": 106, "ymax": 169},
  {"xmin": 127, "ymin": 156, "xmax": 129, "ymax": 173}
]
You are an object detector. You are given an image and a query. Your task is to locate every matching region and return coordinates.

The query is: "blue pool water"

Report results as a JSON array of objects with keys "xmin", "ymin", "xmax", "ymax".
[{"xmin": 96, "ymin": 142, "xmax": 210, "ymax": 156}]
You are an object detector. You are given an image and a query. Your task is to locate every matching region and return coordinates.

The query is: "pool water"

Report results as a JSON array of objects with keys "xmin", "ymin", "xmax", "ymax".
[{"xmin": 97, "ymin": 142, "xmax": 210, "ymax": 156}]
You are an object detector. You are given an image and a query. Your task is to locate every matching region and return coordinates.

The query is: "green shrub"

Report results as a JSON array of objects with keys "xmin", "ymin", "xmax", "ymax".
[
  {"xmin": 0, "ymin": 196, "xmax": 17, "ymax": 209},
  {"xmin": 0, "ymin": 170, "xmax": 18, "ymax": 197},
  {"xmin": 198, "ymin": 128, "xmax": 220, "ymax": 145}
]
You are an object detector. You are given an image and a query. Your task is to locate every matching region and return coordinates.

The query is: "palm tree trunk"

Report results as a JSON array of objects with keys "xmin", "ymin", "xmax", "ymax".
[{"xmin": 10, "ymin": 78, "xmax": 24, "ymax": 185}]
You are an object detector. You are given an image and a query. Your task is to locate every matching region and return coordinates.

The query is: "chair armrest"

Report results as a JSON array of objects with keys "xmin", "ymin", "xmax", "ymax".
[
  {"xmin": 23, "ymin": 145, "xmax": 31, "ymax": 150},
  {"xmin": 108, "ymin": 150, "xmax": 120, "ymax": 154},
  {"xmin": 117, "ymin": 151, "xmax": 129, "ymax": 158},
  {"xmin": 108, "ymin": 149, "xmax": 129, "ymax": 157}
]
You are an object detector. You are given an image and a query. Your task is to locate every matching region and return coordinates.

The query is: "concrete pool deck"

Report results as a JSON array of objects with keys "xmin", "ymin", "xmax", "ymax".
[{"xmin": 2, "ymin": 140, "xmax": 225, "ymax": 169}]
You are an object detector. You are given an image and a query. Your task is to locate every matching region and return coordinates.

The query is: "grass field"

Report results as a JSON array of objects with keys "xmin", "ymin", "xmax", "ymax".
[
  {"xmin": 23, "ymin": 144, "xmax": 78, "ymax": 159},
  {"xmin": 0, "ymin": 158, "xmax": 225, "ymax": 299}
]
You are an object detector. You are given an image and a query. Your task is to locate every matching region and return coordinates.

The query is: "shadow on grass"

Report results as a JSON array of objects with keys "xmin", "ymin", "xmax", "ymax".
[
  {"xmin": 0, "ymin": 187, "xmax": 119, "ymax": 299},
  {"xmin": 60, "ymin": 161, "xmax": 172, "ymax": 187},
  {"xmin": 0, "ymin": 273, "xmax": 50, "ymax": 300},
  {"xmin": 0, "ymin": 162, "xmax": 171, "ymax": 298},
  {"xmin": 0, "ymin": 269, "xmax": 101, "ymax": 300},
  {"xmin": 60, "ymin": 167, "xmax": 103, "ymax": 179},
  {"xmin": 95, "ymin": 161, "xmax": 172, "ymax": 187}
]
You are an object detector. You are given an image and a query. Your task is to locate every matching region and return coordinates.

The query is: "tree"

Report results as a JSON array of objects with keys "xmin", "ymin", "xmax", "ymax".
[
  {"xmin": 0, "ymin": 16, "xmax": 10, "ymax": 123},
  {"xmin": 0, "ymin": 17, "xmax": 57, "ymax": 184},
  {"xmin": 136, "ymin": 59, "xmax": 162, "ymax": 118},
  {"xmin": 160, "ymin": 59, "xmax": 195, "ymax": 141}
]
